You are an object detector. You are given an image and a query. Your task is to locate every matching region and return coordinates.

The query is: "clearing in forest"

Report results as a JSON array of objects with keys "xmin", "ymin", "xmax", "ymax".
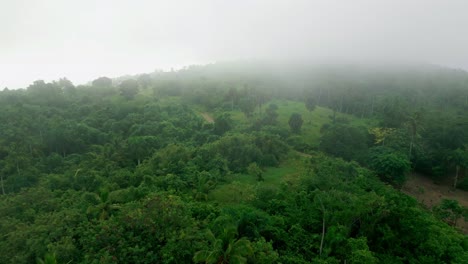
[{"xmin": 403, "ymin": 173, "xmax": 468, "ymax": 234}]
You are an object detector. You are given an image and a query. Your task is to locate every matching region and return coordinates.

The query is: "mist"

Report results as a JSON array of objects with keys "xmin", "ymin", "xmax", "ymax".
[{"xmin": 1, "ymin": 0, "xmax": 468, "ymax": 89}]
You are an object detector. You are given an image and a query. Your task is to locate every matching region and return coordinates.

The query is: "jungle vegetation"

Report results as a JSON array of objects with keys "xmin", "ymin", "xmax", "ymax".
[{"xmin": 0, "ymin": 62, "xmax": 467, "ymax": 263}]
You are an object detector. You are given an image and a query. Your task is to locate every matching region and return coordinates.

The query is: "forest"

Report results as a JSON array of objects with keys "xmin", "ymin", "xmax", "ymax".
[{"xmin": 0, "ymin": 62, "xmax": 467, "ymax": 263}]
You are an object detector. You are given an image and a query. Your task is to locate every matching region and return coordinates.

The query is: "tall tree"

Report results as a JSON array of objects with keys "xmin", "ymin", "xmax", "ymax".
[
  {"xmin": 406, "ymin": 110, "xmax": 424, "ymax": 159},
  {"xmin": 288, "ymin": 113, "xmax": 303, "ymax": 134},
  {"xmin": 214, "ymin": 113, "xmax": 233, "ymax": 136},
  {"xmin": 305, "ymin": 97, "xmax": 317, "ymax": 113},
  {"xmin": 119, "ymin": 79, "xmax": 140, "ymax": 100},
  {"xmin": 449, "ymin": 148, "xmax": 468, "ymax": 188},
  {"xmin": 91, "ymin": 77, "xmax": 112, "ymax": 87}
]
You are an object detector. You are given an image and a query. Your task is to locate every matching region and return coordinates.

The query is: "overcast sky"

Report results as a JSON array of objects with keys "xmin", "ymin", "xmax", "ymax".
[{"xmin": 1, "ymin": 0, "xmax": 468, "ymax": 89}]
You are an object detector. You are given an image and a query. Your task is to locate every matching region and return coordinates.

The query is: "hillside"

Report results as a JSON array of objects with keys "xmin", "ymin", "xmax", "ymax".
[{"xmin": 0, "ymin": 63, "xmax": 467, "ymax": 263}]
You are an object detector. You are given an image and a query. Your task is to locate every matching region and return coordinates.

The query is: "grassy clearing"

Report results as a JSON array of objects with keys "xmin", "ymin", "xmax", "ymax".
[
  {"xmin": 272, "ymin": 99, "xmax": 376, "ymax": 146},
  {"xmin": 204, "ymin": 99, "xmax": 376, "ymax": 146},
  {"xmin": 201, "ymin": 99, "xmax": 377, "ymax": 203},
  {"xmin": 208, "ymin": 155, "xmax": 308, "ymax": 203}
]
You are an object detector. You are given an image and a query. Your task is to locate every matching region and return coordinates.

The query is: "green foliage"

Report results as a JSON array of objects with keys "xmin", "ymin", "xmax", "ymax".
[
  {"xmin": 264, "ymin": 103, "xmax": 279, "ymax": 125},
  {"xmin": 92, "ymin": 76, "xmax": 112, "ymax": 87},
  {"xmin": 0, "ymin": 63, "xmax": 467, "ymax": 264},
  {"xmin": 369, "ymin": 147, "xmax": 411, "ymax": 187},
  {"xmin": 214, "ymin": 113, "xmax": 233, "ymax": 135},
  {"xmin": 82, "ymin": 193, "xmax": 200, "ymax": 263},
  {"xmin": 249, "ymin": 237, "xmax": 279, "ymax": 264},
  {"xmin": 457, "ymin": 177, "xmax": 468, "ymax": 191},
  {"xmin": 305, "ymin": 97, "xmax": 317, "ymax": 112},
  {"xmin": 433, "ymin": 199, "xmax": 468, "ymax": 227},
  {"xmin": 193, "ymin": 218, "xmax": 254, "ymax": 264},
  {"xmin": 346, "ymin": 237, "xmax": 378, "ymax": 264},
  {"xmin": 247, "ymin": 163, "xmax": 264, "ymax": 182},
  {"xmin": 119, "ymin": 79, "xmax": 140, "ymax": 100},
  {"xmin": 239, "ymin": 97, "xmax": 256, "ymax": 117},
  {"xmin": 36, "ymin": 253, "xmax": 60, "ymax": 264},
  {"xmin": 319, "ymin": 124, "xmax": 370, "ymax": 162},
  {"xmin": 288, "ymin": 113, "xmax": 303, "ymax": 133}
]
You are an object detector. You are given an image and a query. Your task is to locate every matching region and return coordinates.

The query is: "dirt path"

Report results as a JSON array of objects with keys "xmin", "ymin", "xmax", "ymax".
[
  {"xmin": 402, "ymin": 173, "xmax": 468, "ymax": 233},
  {"xmin": 200, "ymin": 112, "xmax": 214, "ymax": 124}
]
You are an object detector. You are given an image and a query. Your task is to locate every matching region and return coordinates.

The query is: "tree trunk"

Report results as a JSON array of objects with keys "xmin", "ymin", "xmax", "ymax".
[
  {"xmin": 409, "ymin": 142, "xmax": 413, "ymax": 159},
  {"xmin": 409, "ymin": 131, "xmax": 415, "ymax": 159},
  {"xmin": 332, "ymin": 109, "xmax": 336, "ymax": 124},
  {"xmin": 0, "ymin": 174, "xmax": 5, "ymax": 195},
  {"xmin": 320, "ymin": 213, "xmax": 325, "ymax": 257},
  {"xmin": 317, "ymin": 88, "xmax": 322, "ymax": 105},
  {"xmin": 454, "ymin": 165, "xmax": 459, "ymax": 189},
  {"xmin": 339, "ymin": 96, "xmax": 343, "ymax": 113},
  {"xmin": 318, "ymin": 197, "xmax": 326, "ymax": 257}
]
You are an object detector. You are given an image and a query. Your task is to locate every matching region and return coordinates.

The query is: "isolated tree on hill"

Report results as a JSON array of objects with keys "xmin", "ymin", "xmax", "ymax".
[
  {"xmin": 305, "ymin": 97, "xmax": 316, "ymax": 124},
  {"xmin": 119, "ymin": 79, "xmax": 139, "ymax": 100},
  {"xmin": 57, "ymin": 78, "xmax": 76, "ymax": 97},
  {"xmin": 288, "ymin": 113, "xmax": 303, "ymax": 133},
  {"xmin": 92, "ymin": 76, "xmax": 112, "ymax": 87},
  {"xmin": 56, "ymin": 77, "xmax": 74, "ymax": 89},
  {"xmin": 305, "ymin": 97, "xmax": 317, "ymax": 112}
]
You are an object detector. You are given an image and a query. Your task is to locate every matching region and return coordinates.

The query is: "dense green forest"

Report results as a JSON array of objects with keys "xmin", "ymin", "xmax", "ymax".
[{"xmin": 0, "ymin": 62, "xmax": 467, "ymax": 263}]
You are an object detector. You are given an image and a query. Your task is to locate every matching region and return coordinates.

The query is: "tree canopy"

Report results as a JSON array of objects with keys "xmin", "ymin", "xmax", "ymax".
[{"xmin": 0, "ymin": 62, "xmax": 467, "ymax": 263}]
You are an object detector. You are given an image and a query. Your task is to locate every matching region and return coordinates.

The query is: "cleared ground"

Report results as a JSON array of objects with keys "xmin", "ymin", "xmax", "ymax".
[{"xmin": 403, "ymin": 173, "xmax": 468, "ymax": 234}]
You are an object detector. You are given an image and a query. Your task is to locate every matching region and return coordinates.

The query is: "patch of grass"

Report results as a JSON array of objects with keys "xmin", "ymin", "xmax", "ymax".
[
  {"xmin": 262, "ymin": 164, "xmax": 300, "ymax": 187},
  {"xmin": 208, "ymin": 181, "xmax": 256, "ymax": 203},
  {"xmin": 209, "ymin": 157, "xmax": 307, "ymax": 203},
  {"xmin": 194, "ymin": 99, "xmax": 376, "ymax": 141},
  {"xmin": 226, "ymin": 110, "xmax": 251, "ymax": 131},
  {"xmin": 271, "ymin": 99, "xmax": 376, "ymax": 146}
]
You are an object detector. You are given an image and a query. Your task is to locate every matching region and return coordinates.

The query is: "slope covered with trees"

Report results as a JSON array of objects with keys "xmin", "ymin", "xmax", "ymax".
[{"xmin": 0, "ymin": 62, "xmax": 467, "ymax": 263}]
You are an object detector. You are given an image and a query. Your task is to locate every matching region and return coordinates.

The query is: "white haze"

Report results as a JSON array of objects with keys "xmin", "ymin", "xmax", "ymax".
[{"xmin": 1, "ymin": 0, "xmax": 468, "ymax": 89}]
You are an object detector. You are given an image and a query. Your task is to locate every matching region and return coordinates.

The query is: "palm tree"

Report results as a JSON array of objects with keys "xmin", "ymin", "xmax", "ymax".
[
  {"xmin": 37, "ymin": 253, "xmax": 71, "ymax": 264},
  {"xmin": 86, "ymin": 188, "xmax": 120, "ymax": 221},
  {"xmin": 406, "ymin": 110, "xmax": 424, "ymax": 159},
  {"xmin": 193, "ymin": 225, "xmax": 253, "ymax": 264},
  {"xmin": 448, "ymin": 147, "xmax": 468, "ymax": 188},
  {"xmin": 37, "ymin": 253, "xmax": 57, "ymax": 264}
]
